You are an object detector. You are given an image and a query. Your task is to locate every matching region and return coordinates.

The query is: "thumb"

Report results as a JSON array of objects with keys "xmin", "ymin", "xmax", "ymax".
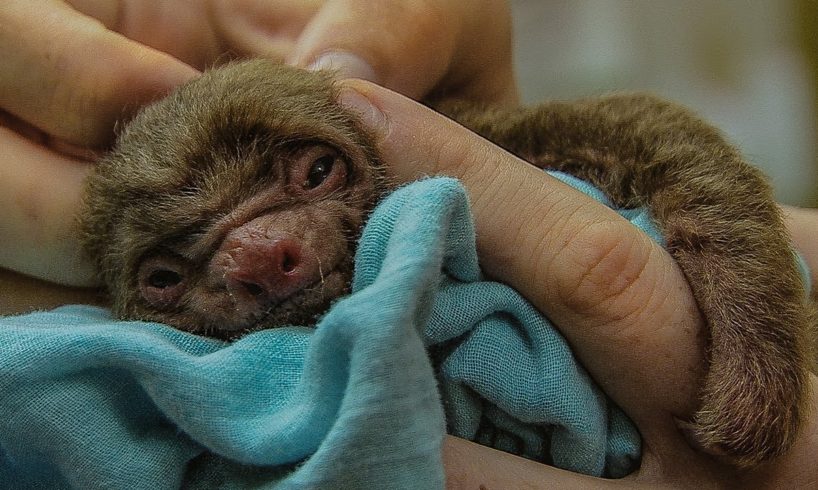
[
  {"xmin": 336, "ymin": 79, "xmax": 707, "ymax": 431},
  {"xmin": 288, "ymin": 0, "xmax": 455, "ymax": 98}
]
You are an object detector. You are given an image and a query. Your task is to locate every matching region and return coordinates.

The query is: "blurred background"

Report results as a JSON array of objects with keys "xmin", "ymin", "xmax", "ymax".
[{"xmin": 510, "ymin": 0, "xmax": 818, "ymax": 206}]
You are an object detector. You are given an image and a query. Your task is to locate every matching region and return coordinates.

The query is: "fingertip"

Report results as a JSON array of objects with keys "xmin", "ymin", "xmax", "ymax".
[
  {"xmin": 336, "ymin": 78, "xmax": 505, "ymax": 187},
  {"xmin": 116, "ymin": 47, "xmax": 200, "ymax": 109},
  {"xmin": 306, "ymin": 51, "xmax": 380, "ymax": 84},
  {"xmin": 336, "ymin": 79, "xmax": 389, "ymax": 133},
  {"xmin": 286, "ymin": 3, "xmax": 379, "ymax": 81},
  {"xmin": 288, "ymin": 0, "xmax": 453, "ymax": 99},
  {"xmin": 336, "ymin": 78, "xmax": 459, "ymax": 183}
]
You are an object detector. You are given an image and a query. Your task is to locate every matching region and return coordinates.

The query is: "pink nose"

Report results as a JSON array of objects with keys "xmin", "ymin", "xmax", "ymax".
[{"xmin": 220, "ymin": 234, "xmax": 314, "ymax": 305}]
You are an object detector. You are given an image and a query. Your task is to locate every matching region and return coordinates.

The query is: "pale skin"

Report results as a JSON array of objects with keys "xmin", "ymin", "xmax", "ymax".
[
  {"xmin": 0, "ymin": 0, "xmax": 516, "ymax": 286},
  {"xmin": 1, "ymin": 1, "xmax": 817, "ymax": 487},
  {"xmin": 336, "ymin": 80, "xmax": 818, "ymax": 488}
]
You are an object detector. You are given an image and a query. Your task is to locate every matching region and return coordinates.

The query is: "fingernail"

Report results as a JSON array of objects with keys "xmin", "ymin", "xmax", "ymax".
[
  {"xmin": 307, "ymin": 51, "xmax": 379, "ymax": 83},
  {"xmin": 337, "ymin": 84, "xmax": 389, "ymax": 134}
]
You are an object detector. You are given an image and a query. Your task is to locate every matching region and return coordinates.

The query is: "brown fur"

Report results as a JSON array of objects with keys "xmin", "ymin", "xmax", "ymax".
[
  {"xmin": 81, "ymin": 62, "xmax": 385, "ymax": 336},
  {"xmin": 79, "ymin": 59, "xmax": 814, "ymax": 468}
]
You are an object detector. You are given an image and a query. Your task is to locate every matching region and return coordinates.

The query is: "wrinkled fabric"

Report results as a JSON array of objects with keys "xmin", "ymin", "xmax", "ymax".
[{"xmin": 0, "ymin": 175, "xmax": 644, "ymax": 489}]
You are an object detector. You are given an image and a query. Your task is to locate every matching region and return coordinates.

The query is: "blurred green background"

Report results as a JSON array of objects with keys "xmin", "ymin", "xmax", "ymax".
[{"xmin": 511, "ymin": 0, "xmax": 817, "ymax": 206}]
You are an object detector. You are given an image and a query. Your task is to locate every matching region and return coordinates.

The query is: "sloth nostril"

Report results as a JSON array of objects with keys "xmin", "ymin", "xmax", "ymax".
[{"xmin": 282, "ymin": 253, "xmax": 297, "ymax": 273}]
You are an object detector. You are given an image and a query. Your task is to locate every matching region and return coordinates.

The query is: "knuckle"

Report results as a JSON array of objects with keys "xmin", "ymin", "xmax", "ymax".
[
  {"xmin": 430, "ymin": 127, "xmax": 487, "ymax": 177},
  {"xmin": 431, "ymin": 135, "xmax": 518, "ymax": 208},
  {"xmin": 553, "ymin": 218, "xmax": 653, "ymax": 319}
]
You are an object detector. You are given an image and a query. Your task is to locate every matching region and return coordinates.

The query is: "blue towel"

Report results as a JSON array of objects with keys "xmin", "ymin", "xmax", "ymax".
[{"xmin": 0, "ymin": 174, "xmax": 644, "ymax": 489}]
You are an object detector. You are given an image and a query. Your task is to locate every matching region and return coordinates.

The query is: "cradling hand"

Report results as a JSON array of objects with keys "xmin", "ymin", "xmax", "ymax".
[{"xmin": 336, "ymin": 78, "xmax": 818, "ymax": 488}]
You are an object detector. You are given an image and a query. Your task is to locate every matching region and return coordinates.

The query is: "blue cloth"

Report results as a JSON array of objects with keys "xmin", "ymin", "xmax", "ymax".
[{"xmin": 0, "ymin": 175, "xmax": 644, "ymax": 489}]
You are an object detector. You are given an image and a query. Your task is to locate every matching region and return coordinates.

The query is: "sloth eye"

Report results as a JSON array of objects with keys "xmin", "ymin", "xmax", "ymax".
[
  {"xmin": 138, "ymin": 256, "xmax": 188, "ymax": 309},
  {"xmin": 304, "ymin": 154, "xmax": 337, "ymax": 189},
  {"xmin": 147, "ymin": 269, "xmax": 183, "ymax": 289},
  {"xmin": 293, "ymin": 145, "xmax": 348, "ymax": 194}
]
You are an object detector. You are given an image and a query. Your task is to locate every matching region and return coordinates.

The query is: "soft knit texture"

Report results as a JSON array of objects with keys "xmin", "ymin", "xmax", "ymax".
[{"xmin": 0, "ymin": 174, "xmax": 653, "ymax": 488}]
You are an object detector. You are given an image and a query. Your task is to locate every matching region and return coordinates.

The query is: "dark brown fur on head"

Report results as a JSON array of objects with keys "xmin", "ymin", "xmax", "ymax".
[{"xmin": 80, "ymin": 60, "xmax": 386, "ymax": 338}]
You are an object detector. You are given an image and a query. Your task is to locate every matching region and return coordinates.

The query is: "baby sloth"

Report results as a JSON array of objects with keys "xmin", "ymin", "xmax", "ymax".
[
  {"xmin": 81, "ymin": 62, "xmax": 384, "ymax": 335},
  {"xmin": 80, "ymin": 59, "xmax": 813, "ymax": 469}
]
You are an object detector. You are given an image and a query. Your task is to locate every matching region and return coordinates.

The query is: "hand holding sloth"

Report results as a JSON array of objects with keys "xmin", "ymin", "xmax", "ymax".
[
  {"xmin": 80, "ymin": 59, "xmax": 815, "ymax": 483},
  {"xmin": 347, "ymin": 79, "xmax": 818, "ymax": 489},
  {"xmin": 3, "ymin": 1, "xmax": 818, "ymax": 487}
]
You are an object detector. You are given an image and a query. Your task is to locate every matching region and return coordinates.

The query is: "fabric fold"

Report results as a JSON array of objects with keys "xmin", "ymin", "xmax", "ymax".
[{"xmin": 0, "ymin": 175, "xmax": 643, "ymax": 489}]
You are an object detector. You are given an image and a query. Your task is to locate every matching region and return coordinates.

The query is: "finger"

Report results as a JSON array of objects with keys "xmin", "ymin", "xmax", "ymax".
[
  {"xmin": 0, "ymin": 268, "xmax": 102, "ymax": 315},
  {"xmin": 442, "ymin": 436, "xmax": 638, "ymax": 489},
  {"xmin": 291, "ymin": 0, "xmax": 454, "ymax": 93},
  {"xmin": 0, "ymin": 1, "xmax": 198, "ymax": 148},
  {"xmin": 290, "ymin": 0, "xmax": 517, "ymax": 104},
  {"xmin": 208, "ymin": 0, "xmax": 322, "ymax": 63},
  {"xmin": 68, "ymin": 0, "xmax": 225, "ymax": 69},
  {"xmin": 0, "ymin": 109, "xmax": 100, "ymax": 161},
  {"xmin": 337, "ymin": 80, "xmax": 706, "ymax": 429},
  {"xmin": 0, "ymin": 125, "xmax": 97, "ymax": 287},
  {"xmin": 443, "ymin": 435, "xmax": 734, "ymax": 489}
]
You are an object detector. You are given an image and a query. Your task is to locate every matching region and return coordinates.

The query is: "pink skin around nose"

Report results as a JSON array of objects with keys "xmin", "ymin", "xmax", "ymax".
[{"xmin": 214, "ymin": 226, "xmax": 319, "ymax": 308}]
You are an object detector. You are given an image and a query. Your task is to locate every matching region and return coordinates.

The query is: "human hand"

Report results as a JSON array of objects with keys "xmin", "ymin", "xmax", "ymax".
[
  {"xmin": 0, "ymin": 1, "xmax": 199, "ymax": 285},
  {"xmin": 335, "ymin": 79, "xmax": 818, "ymax": 488},
  {"xmin": 63, "ymin": 0, "xmax": 516, "ymax": 104},
  {"xmin": 213, "ymin": 0, "xmax": 518, "ymax": 105},
  {"xmin": 1, "ymin": 0, "xmax": 515, "ymax": 288}
]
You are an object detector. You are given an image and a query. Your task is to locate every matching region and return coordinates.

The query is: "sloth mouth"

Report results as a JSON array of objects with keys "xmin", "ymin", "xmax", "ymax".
[
  {"xmin": 263, "ymin": 266, "xmax": 346, "ymax": 311},
  {"xmin": 213, "ymin": 267, "xmax": 350, "ymax": 337}
]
